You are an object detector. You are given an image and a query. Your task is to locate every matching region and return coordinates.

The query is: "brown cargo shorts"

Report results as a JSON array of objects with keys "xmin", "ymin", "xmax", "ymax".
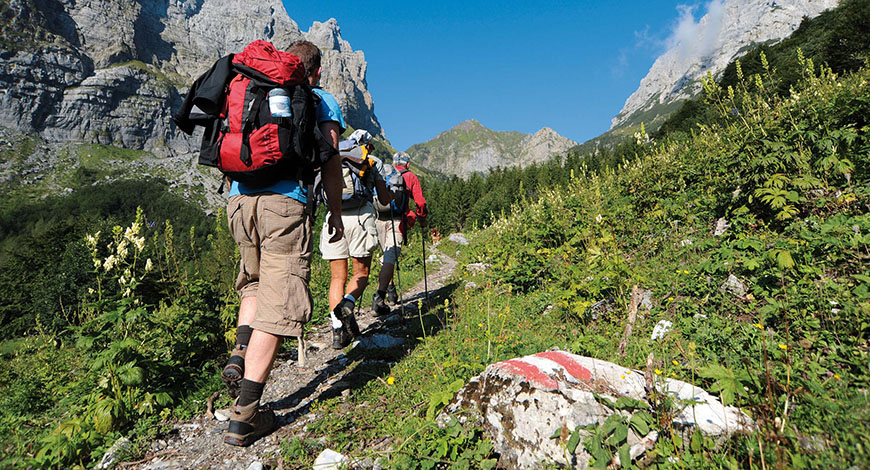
[{"xmin": 227, "ymin": 193, "xmax": 312, "ymax": 337}]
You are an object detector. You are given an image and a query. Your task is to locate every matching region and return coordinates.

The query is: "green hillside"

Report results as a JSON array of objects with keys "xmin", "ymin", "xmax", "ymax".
[
  {"xmin": 407, "ymin": 119, "xmax": 525, "ymax": 172},
  {"xmin": 304, "ymin": 53, "xmax": 869, "ymax": 469}
]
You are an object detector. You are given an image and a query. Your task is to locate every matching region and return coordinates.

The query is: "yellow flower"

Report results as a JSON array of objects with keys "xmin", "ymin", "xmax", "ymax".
[
  {"xmin": 778, "ymin": 344, "xmax": 788, "ymax": 350},
  {"xmin": 621, "ymin": 375, "xmax": 626, "ymax": 379},
  {"xmin": 672, "ymin": 360, "xmax": 679, "ymax": 366},
  {"xmin": 478, "ymin": 323, "xmax": 483, "ymax": 328},
  {"xmin": 668, "ymin": 297, "xmax": 675, "ymax": 302},
  {"xmin": 753, "ymin": 323, "xmax": 763, "ymax": 329},
  {"xmin": 387, "ymin": 376, "xmax": 395, "ymax": 385},
  {"xmin": 833, "ymin": 374, "xmax": 841, "ymax": 380},
  {"xmin": 683, "ymin": 270, "xmax": 689, "ymax": 274},
  {"xmin": 654, "ymin": 369, "xmax": 662, "ymax": 375}
]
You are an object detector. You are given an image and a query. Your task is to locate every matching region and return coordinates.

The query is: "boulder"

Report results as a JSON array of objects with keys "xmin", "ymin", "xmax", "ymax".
[
  {"xmin": 720, "ymin": 274, "xmax": 747, "ymax": 297},
  {"xmin": 465, "ymin": 262, "xmax": 491, "ymax": 274},
  {"xmin": 441, "ymin": 351, "xmax": 753, "ymax": 469},
  {"xmin": 313, "ymin": 449, "xmax": 348, "ymax": 470},
  {"xmin": 96, "ymin": 437, "xmax": 132, "ymax": 470},
  {"xmin": 448, "ymin": 233, "xmax": 469, "ymax": 245}
]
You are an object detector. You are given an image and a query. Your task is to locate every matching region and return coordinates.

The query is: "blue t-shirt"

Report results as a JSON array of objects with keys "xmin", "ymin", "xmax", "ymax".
[{"xmin": 229, "ymin": 87, "xmax": 345, "ymax": 203}]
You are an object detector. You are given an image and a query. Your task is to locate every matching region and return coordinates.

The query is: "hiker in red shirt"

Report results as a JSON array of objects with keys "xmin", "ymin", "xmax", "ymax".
[{"xmin": 372, "ymin": 152, "xmax": 428, "ymax": 314}]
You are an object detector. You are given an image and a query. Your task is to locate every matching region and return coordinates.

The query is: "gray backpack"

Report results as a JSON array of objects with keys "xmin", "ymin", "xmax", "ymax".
[{"xmin": 373, "ymin": 163, "xmax": 407, "ymax": 216}]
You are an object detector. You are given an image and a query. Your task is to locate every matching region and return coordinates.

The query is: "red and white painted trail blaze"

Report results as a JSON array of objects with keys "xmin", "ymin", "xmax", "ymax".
[
  {"xmin": 495, "ymin": 359, "xmax": 559, "ymax": 389},
  {"xmin": 533, "ymin": 351, "xmax": 592, "ymax": 381},
  {"xmin": 494, "ymin": 351, "xmax": 594, "ymax": 390}
]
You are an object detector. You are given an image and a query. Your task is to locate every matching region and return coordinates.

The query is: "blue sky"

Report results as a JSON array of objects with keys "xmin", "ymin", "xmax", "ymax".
[{"xmin": 283, "ymin": 1, "xmax": 699, "ymax": 150}]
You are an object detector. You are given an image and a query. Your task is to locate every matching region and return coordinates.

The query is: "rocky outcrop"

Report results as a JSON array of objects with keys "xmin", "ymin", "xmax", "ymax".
[
  {"xmin": 611, "ymin": 0, "xmax": 837, "ymax": 130},
  {"xmin": 407, "ymin": 119, "xmax": 577, "ymax": 177},
  {"xmin": 306, "ymin": 19, "xmax": 383, "ymax": 137},
  {"xmin": 0, "ymin": 0, "xmax": 384, "ymax": 207}
]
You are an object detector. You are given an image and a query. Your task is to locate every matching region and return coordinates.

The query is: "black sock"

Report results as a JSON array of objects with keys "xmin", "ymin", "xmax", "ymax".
[
  {"xmin": 377, "ymin": 290, "xmax": 386, "ymax": 297},
  {"xmin": 237, "ymin": 379, "xmax": 265, "ymax": 406},
  {"xmin": 236, "ymin": 325, "xmax": 253, "ymax": 349}
]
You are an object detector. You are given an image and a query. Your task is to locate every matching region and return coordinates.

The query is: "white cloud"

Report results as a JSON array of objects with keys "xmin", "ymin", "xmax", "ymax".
[{"xmin": 667, "ymin": 0, "xmax": 726, "ymax": 65}]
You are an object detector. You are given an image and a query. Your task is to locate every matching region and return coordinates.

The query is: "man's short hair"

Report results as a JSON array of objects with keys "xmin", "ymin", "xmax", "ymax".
[{"xmin": 286, "ymin": 41, "xmax": 321, "ymax": 77}]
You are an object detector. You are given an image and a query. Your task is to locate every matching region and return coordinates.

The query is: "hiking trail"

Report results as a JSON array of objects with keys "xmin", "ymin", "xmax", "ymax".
[{"xmin": 129, "ymin": 244, "xmax": 459, "ymax": 469}]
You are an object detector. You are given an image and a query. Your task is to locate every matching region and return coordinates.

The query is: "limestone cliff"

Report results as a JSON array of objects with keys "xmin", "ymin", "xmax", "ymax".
[
  {"xmin": 0, "ymin": 0, "xmax": 383, "ymax": 206},
  {"xmin": 611, "ymin": 0, "xmax": 837, "ymax": 131}
]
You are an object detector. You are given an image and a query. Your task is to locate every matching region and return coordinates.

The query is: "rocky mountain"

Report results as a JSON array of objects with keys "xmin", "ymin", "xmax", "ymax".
[
  {"xmin": 610, "ymin": 0, "xmax": 838, "ymax": 132},
  {"xmin": 0, "ymin": 0, "xmax": 383, "ymax": 206},
  {"xmin": 406, "ymin": 119, "xmax": 577, "ymax": 177}
]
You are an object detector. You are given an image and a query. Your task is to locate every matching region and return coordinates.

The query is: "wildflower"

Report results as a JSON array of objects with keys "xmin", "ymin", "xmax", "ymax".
[
  {"xmin": 672, "ymin": 360, "xmax": 679, "ymax": 366},
  {"xmin": 683, "ymin": 270, "xmax": 689, "ymax": 274},
  {"xmin": 778, "ymin": 344, "xmax": 788, "ymax": 350},
  {"xmin": 478, "ymin": 323, "xmax": 483, "ymax": 328},
  {"xmin": 621, "ymin": 375, "xmax": 626, "ymax": 380},
  {"xmin": 654, "ymin": 369, "xmax": 662, "ymax": 375},
  {"xmin": 145, "ymin": 258, "xmax": 153, "ymax": 272},
  {"xmin": 133, "ymin": 236, "xmax": 145, "ymax": 252},
  {"xmin": 833, "ymin": 374, "xmax": 841, "ymax": 380},
  {"xmin": 753, "ymin": 323, "xmax": 763, "ymax": 330},
  {"xmin": 88, "ymin": 288, "xmax": 95, "ymax": 295},
  {"xmin": 668, "ymin": 297, "xmax": 675, "ymax": 302},
  {"xmin": 387, "ymin": 376, "xmax": 395, "ymax": 385},
  {"xmin": 103, "ymin": 255, "xmax": 117, "ymax": 271}
]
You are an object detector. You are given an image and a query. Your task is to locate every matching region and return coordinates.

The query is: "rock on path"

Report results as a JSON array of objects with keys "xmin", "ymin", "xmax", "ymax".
[{"xmin": 134, "ymin": 247, "xmax": 458, "ymax": 469}]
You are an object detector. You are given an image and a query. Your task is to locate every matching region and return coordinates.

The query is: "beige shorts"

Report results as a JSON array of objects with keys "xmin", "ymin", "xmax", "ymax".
[
  {"xmin": 227, "ymin": 194, "xmax": 312, "ymax": 337},
  {"xmin": 375, "ymin": 217, "xmax": 403, "ymax": 264},
  {"xmin": 320, "ymin": 203, "xmax": 379, "ymax": 260}
]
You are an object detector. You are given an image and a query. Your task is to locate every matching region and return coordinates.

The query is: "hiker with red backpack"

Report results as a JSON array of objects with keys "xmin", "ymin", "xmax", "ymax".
[
  {"xmin": 174, "ymin": 39, "xmax": 345, "ymax": 447},
  {"xmin": 372, "ymin": 151, "xmax": 428, "ymax": 316},
  {"xmin": 320, "ymin": 129, "xmax": 392, "ymax": 349}
]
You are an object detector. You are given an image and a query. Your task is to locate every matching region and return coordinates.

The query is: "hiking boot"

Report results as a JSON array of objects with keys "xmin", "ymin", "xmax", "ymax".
[
  {"xmin": 386, "ymin": 284, "xmax": 398, "ymax": 305},
  {"xmin": 224, "ymin": 399, "xmax": 276, "ymax": 447},
  {"xmin": 221, "ymin": 346, "xmax": 246, "ymax": 398},
  {"xmin": 332, "ymin": 325, "xmax": 351, "ymax": 349},
  {"xmin": 335, "ymin": 298, "xmax": 360, "ymax": 337},
  {"xmin": 372, "ymin": 292, "xmax": 391, "ymax": 317}
]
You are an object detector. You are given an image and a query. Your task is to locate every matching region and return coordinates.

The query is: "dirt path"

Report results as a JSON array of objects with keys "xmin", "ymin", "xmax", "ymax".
[{"xmin": 133, "ymin": 245, "xmax": 459, "ymax": 469}]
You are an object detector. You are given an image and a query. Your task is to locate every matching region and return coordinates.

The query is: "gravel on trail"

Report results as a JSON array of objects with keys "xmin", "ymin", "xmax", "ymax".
[{"xmin": 131, "ymin": 246, "xmax": 458, "ymax": 469}]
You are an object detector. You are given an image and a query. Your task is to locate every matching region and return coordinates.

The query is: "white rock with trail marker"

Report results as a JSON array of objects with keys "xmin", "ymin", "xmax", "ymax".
[
  {"xmin": 448, "ymin": 233, "xmax": 469, "ymax": 245},
  {"xmin": 651, "ymin": 320, "xmax": 673, "ymax": 340},
  {"xmin": 313, "ymin": 449, "xmax": 349, "ymax": 470},
  {"xmin": 440, "ymin": 351, "xmax": 753, "ymax": 469},
  {"xmin": 720, "ymin": 274, "xmax": 747, "ymax": 297}
]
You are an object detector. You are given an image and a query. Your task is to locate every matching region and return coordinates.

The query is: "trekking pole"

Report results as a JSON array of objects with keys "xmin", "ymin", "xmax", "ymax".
[
  {"xmin": 390, "ymin": 216, "xmax": 405, "ymax": 317},
  {"xmin": 420, "ymin": 221, "xmax": 430, "ymax": 309}
]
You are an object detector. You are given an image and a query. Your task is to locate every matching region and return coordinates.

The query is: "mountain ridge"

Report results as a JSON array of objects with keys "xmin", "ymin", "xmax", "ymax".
[
  {"xmin": 610, "ymin": 0, "xmax": 838, "ymax": 133},
  {"xmin": 407, "ymin": 119, "xmax": 577, "ymax": 177}
]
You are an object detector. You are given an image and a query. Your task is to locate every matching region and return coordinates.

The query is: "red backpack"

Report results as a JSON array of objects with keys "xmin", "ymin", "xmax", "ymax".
[{"xmin": 198, "ymin": 40, "xmax": 334, "ymax": 188}]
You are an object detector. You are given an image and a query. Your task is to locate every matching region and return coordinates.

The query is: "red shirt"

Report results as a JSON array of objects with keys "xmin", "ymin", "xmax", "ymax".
[{"xmin": 396, "ymin": 165, "xmax": 427, "ymax": 235}]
